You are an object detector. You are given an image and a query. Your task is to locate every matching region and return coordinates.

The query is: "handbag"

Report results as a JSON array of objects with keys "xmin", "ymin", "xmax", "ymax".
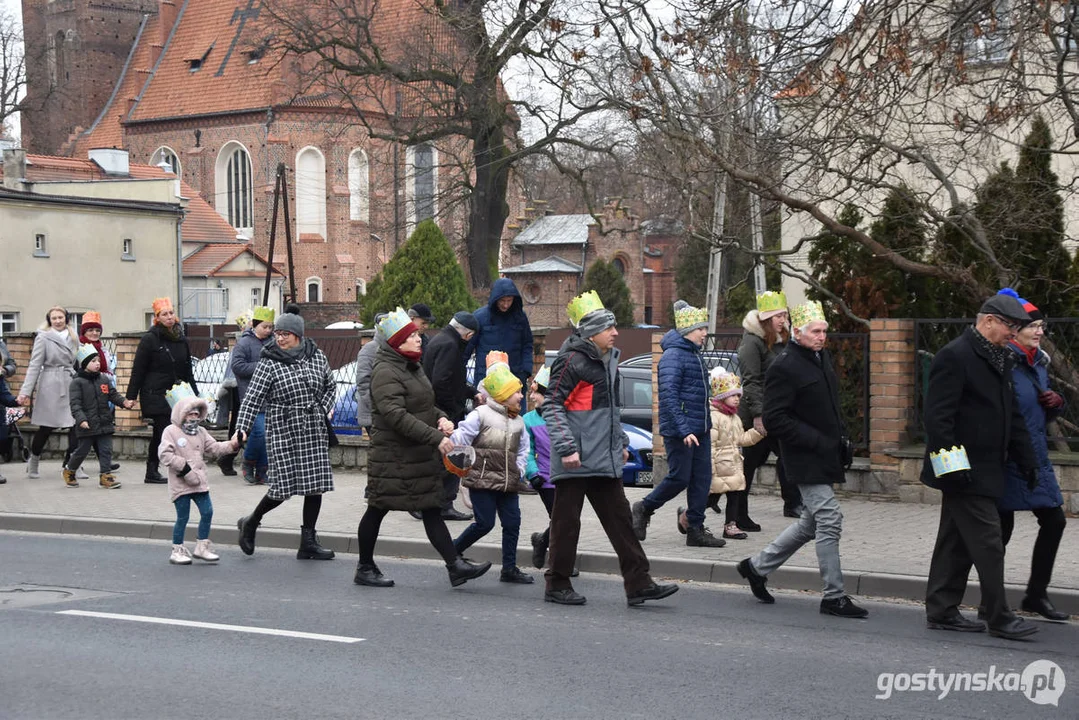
[{"xmin": 840, "ymin": 435, "xmax": 854, "ymax": 470}]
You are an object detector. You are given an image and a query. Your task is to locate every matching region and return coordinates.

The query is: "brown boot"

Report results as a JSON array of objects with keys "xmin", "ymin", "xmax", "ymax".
[
  {"xmin": 63, "ymin": 468, "xmax": 79, "ymax": 487},
  {"xmin": 99, "ymin": 473, "xmax": 122, "ymax": 489}
]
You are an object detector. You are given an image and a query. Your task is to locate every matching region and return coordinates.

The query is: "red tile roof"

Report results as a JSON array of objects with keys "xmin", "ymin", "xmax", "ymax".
[
  {"xmin": 183, "ymin": 243, "xmax": 284, "ymax": 277},
  {"xmin": 179, "ymin": 178, "xmax": 245, "ymax": 243}
]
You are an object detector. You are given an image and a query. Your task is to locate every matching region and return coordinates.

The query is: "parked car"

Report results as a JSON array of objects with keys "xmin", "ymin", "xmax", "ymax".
[
  {"xmin": 622, "ymin": 423, "xmax": 655, "ymax": 486},
  {"xmin": 330, "ymin": 360, "xmax": 361, "ymax": 435},
  {"xmin": 616, "ymin": 351, "xmax": 740, "ymax": 432}
]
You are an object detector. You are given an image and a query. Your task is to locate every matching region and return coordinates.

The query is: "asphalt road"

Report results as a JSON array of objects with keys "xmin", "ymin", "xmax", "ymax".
[{"xmin": 1, "ymin": 532, "xmax": 1076, "ymax": 719}]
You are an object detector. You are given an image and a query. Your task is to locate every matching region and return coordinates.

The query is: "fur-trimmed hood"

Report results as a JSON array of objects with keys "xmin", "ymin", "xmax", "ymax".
[
  {"xmin": 171, "ymin": 395, "xmax": 209, "ymax": 425},
  {"xmin": 741, "ymin": 310, "xmax": 766, "ymax": 339}
]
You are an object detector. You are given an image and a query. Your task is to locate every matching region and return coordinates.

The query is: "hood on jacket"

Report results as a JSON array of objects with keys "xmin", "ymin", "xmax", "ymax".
[
  {"xmin": 487, "ymin": 278, "xmax": 523, "ymax": 315},
  {"xmin": 660, "ymin": 328, "xmax": 700, "ymax": 353},
  {"xmin": 171, "ymin": 395, "xmax": 208, "ymax": 425},
  {"xmin": 742, "ymin": 310, "xmax": 766, "ymax": 339}
]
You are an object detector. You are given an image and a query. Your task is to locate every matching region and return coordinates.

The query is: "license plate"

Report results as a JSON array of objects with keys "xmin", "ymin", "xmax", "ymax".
[{"xmin": 635, "ymin": 471, "xmax": 653, "ymax": 486}]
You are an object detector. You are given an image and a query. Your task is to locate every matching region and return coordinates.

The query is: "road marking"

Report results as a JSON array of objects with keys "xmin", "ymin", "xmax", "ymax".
[{"xmin": 55, "ymin": 610, "xmax": 364, "ymax": 644}]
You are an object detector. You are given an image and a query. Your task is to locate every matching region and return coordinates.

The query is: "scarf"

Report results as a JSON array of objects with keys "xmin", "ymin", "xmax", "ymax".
[
  {"xmin": 181, "ymin": 419, "xmax": 200, "ymax": 436},
  {"xmin": 394, "ymin": 346, "xmax": 422, "ymax": 362},
  {"xmin": 1010, "ymin": 341, "xmax": 1039, "ymax": 368},
  {"xmin": 971, "ymin": 326, "xmax": 1009, "ymax": 375},
  {"xmin": 160, "ymin": 323, "xmax": 183, "ymax": 342},
  {"xmin": 711, "ymin": 397, "xmax": 739, "ymax": 415},
  {"xmin": 80, "ymin": 335, "xmax": 109, "ymax": 375}
]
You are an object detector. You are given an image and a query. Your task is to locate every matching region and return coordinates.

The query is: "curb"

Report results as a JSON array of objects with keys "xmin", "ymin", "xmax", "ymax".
[{"xmin": 4, "ymin": 512, "xmax": 1079, "ymax": 615}]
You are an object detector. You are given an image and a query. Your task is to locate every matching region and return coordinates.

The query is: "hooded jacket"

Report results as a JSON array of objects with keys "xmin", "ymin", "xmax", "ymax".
[
  {"xmin": 466, "ymin": 278, "xmax": 534, "ymax": 385},
  {"xmin": 737, "ymin": 310, "xmax": 786, "ymax": 427},
  {"xmin": 354, "ymin": 336, "xmax": 383, "ymax": 428},
  {"xmin": 159, "ymin": 396, "xmax": 237, "ymax": 502},
  {"xmin": 69, "ymin": 367, "xmax": 127, "ymax": 437},
  {"xmin": 657, "ymin": 329, "xmax": 711, "ymax": 439}
]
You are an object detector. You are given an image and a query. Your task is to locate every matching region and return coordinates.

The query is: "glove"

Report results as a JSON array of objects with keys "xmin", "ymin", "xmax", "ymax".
[
  {"xmin": 1038, "ymin": 391, "xmax": 1064, "ymax": 411},
  {"xmin": 527, "ymin": 475, "xmax": 545, "ymax": 491},
  {"xmin": 1024, "ymin": 467, "xmax": 1039, "ymax": 491},
  {"xmin": 178, "ymin": 462, "xmax": 192, "ymax": 478}
]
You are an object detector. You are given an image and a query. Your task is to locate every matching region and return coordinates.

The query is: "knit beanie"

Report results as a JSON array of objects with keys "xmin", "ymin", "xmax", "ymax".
[
  {"xmin": 997, "ymin": 288, "xmax": 1042, "ymax": 321},
  {"xmin": 275, "ymin": 311, "xmax": 304, "ymax": 337},
  {"xmin": 673, "ymin": 299, "xmax": 708, "ymax": 336}
]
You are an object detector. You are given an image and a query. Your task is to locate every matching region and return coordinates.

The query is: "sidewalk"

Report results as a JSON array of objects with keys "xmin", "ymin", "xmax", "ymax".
[{"xmin": 3, "ymin": 460, "xmax": 1078, "ymax": 612}]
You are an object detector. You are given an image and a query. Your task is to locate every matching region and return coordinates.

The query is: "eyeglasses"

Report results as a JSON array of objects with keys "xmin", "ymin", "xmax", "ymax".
[
  {"xmin": 1028, "ymin": 321, "xmax": 1048, "ymax": 332},
  {"xmin": 273, "ymin": 330, "xmax": 296, "ymax": 338},
  {"xmin": 991, "ymin": 315, "xmax": 1021, "ymax": 333}
]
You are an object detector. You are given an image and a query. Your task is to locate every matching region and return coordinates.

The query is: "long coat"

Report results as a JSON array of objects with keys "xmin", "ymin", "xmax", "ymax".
[
  {"xmin": 126, "ymin": 324, "xmax": 198, "ymax": 418},
  {"xmin": 366, "ymin": 345, "xmax": 447, "ymax": 511},
  {"xmin": 920, "ymin": 327, "xmax": 1037, "ymax": 498},
  {"xmin": 737, "ymin": 310, "xmax": 786, "ymax": 429},
  {"xmin": 763, "ymin": 341, "xmax": 846, "ymax": 485},
  {"xmin": 21, "ymin": 328, "xmax": 77, "ymax": 428},
  {"xmin": 657, "ymin": 329, "xmax": 711, "ymax": 439},
  {"xmin": 1000, "ymin": 345, "xmax": 1064, "ymax": 510},
  {"xmin": 235, "ymin": 339, "xmax": 335, "ymax": 501},
  {"xmin": 422, "ymin": 324, "xmax": 474, "ymax": 423}
]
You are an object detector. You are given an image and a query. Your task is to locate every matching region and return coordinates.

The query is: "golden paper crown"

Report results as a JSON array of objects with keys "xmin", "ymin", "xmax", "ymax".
[
  {"xmin": 377, "ymin": 307, "xmax": 413, "ymax": 340},
  {"xmin": 485, "ymin": 350, "xmax": 510, "ymax": 369},
  {"xmin": 533, "ymin": 365, "xmax": 551, "ymax": 389},
  {"xmin": 483, "ymin": 363, "xmax": 522, "ymax": 404},
  {"xmin": 674, "ymin": 304, "xmax": 709, "ymax": 331},
  {"xmin": 235, "ymin": 311, "xmax": 251, "ymax": 329},
  {"xmin": 929, "ymin": 445, "xmax": 971, "ymax": 478},
  {"xmin": 790, "ymin": 300, "xmax": 826, "ymax": 328},
  {"xmin": 756, "ymin": 290, "xmax": 788, "ymax": 315},
  {"xmin": 567, "ymin": 291, "xmax": 605, "ymax": 327},
  {"xmin": 710, "ymin": 370, "xmax": 742, "ymax": 398},
  {"xmin": 76, "ymin": 344, "xmax": 99, "ymax": 366},
  {"xmin": 252, "ymin": 306, "xmax": 275, "ymax": 323},
  {"xmin": 165, "ymin": 382, "xmax": 197, "ymax": 408}
]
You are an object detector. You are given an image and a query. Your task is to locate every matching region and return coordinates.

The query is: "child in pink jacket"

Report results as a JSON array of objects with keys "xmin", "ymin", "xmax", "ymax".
[{"xmin": 160, "ymin": 391, "xmax": 240, "ymax": 565}]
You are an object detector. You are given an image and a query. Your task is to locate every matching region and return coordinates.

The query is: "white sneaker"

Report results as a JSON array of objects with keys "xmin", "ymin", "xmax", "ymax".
[
  {"xmin": 26, "ymin": 454, "xmax": 40, "ymax": 479},
  {"xmin": 169, "ymin": 544, "xmax": 193, "ymax": 565},
  {"xmin": 75, "ymin": 466, "xmax": 89, "ymax": 480},
  {"xmin": 192, "ymin": 539, "xmax": 220, "ymax": 562}
]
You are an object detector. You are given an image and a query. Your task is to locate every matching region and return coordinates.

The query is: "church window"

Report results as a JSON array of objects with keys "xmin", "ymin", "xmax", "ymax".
[
  {"xmin": 348, "ymin": 149, "xmax": 370, "ymax": 223},
  {"xmin": 406, "ymin": 144, "xmax": 437, "ymax": 226},
  {"xmin": 296, "ymin": 147, "xmax": 327, "ymax": 239},
  {"xmin": 215, "ymin": 142, "xmax": 254, "ymax": 236},
  {"xmin": 151, "ymin": 147, "xmax": 182, "ymax": 180},
  {"xmin": 306, "ymin": 277, "xmax": 323, "ymax": 303},
  {"xmin": 612, "ymin": 256, "xmax": 627, "ymax": 275}
]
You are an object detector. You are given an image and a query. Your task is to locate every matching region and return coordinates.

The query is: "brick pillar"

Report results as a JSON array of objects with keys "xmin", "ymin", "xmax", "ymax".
[
  {"xmin": 4, "ymin": 333, "xmax": 35, "ymax": 394},
  {"xmin": 868, "ymin": 319, "xmax": 916, "ymax": 472},
  {"xmin": 112, "ymin": 333, "xmax": 146, "ymax": 431}
]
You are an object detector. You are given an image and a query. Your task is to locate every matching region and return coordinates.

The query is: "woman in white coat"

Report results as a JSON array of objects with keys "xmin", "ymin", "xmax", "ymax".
[{"xmin": 17, "ymin": 306, "xmax": 78, "ymax": 478}]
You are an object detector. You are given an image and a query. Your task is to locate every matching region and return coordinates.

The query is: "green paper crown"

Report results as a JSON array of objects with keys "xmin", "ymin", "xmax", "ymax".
[
  {"xmin": 377, "ymin": 307, "xmax": 413, "ymax": 340},
  {"xmin": 790, "ymin": 300, "xmax": 826, "ymax": 328},
  {"xmin": 756, "ymin": 290, "xmax": 788, "ymax": 315},
  {"xmin": 567, "ymin": 291, "xmax": 605, "ymax": 327}
]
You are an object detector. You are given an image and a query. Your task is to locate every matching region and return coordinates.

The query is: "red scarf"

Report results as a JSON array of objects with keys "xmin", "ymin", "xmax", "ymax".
[
  {"xmin": 395, "ymin": 347, "xmax": 423, "ymax": 362},
  {"xmin": 1010, "ymin": 341, "xmax": 1038, "ymax": 367},
  {"xmin": 80, "ymin": 335, "xmax": 109, "ymax": 375},
  {"xmin": 711, "ymin": 397, "xmax": 739, "ymax": 415}
]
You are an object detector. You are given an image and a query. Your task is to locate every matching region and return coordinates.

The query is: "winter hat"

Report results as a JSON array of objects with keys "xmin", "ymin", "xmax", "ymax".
[
  {"xmin": 710, "ymin": 366, "xmax": 742, "ymax": 400},
  {"xmin": 673, "ymin": 300, "xmax": 708, "ymax": 335},
  {"xmin": 377, "ymin": 307, "xmax": 417, "ymax": 348},
  {"xmin": 152, "ymin": 297, "xmax": 174, "ymax": 318},
  {"xmin": 981, "ymin": 291, "xmax": 1032, "ymax": 325},
  {"xmin": 483, "ymin": 363, "xmax": 522, "ymax": 404},
  {"xmin": 252, "ymin": 306, "xmax": 275, "ymax": 324},
  {"xmin": 76, "ymin": 344, "xmax": 100, "ymax": 369},
  {"xmin": 568, "ymin": 291, "xmax": 615, "ymax": 338},
  {"xmin": 451, "ymin": 311, "xmax": 479, "ymax": 333},
  {"xmin": 756, "ymin": 290, "xmax": 788, "ymax": 320},
  {"xmin": 79, "ymin": 311, "xmax": 102, "ymax": 334},
  {"xmin": 996, "ymin": 288, "xmax": 1042, "ymax": 322},
  {"xmin": 408, "ymin": 303, "xmax": 435, "ymax": 323},
  {"xmin": 275, "ymin": 311, "xmax": 304, "ymax": 338}
]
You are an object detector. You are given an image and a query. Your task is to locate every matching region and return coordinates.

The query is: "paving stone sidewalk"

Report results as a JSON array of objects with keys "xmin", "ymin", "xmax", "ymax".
[{"xmin": 2, "ymin": 459, "xmax": 1078, "ymax": 595}]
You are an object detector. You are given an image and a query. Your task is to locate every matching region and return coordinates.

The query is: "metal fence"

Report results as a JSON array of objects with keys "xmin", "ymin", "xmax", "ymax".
[
  {"xmin": 703, "ymin": 332, "xmax": 871, "ymax": 449},
  {"xmin": 913, "ymin": 319, "xmax": 1079, "ymax": 450}
]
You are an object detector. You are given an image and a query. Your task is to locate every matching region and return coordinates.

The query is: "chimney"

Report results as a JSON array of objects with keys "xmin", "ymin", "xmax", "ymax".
[
  {"xmin": 3, "ymin": 148, "xmax": 26, "ymax": 190},
  {"xmin": 88, "ymin": 148, "xmax": 130, "ymax": 176}
]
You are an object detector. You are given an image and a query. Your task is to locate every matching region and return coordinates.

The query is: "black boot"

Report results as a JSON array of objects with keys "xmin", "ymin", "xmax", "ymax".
[
  {"xmin": 237, "ymin": 515, "xmax": 258, "ymax": 556},
  {"xmin": 707, "ymin": 493, "xmax": 723, "ymax": 515},
  {"xmin": 354, "ymin": 562, "xmax": 394, "ymax": 587},
  {"xmin": 297, "ymin": 526, "xmax": 335, "ymax": 560},
  {"xmin": 217, "ymin": 453, "xmax": 237, "ymax": 476},
  {"xmin": 531, "ymin": 530, "xmax": 549, "ymax": 569},
  {"xmin": 144, "ymin": 460, "xmax": 166, "ymax": 484},
  {"xmin": 447, "ymin": 556, "xmax": 492, "ymax": 587},
  {"xmin": 686, "ymin": 525, "xmax": 726, "ymax": 548}
]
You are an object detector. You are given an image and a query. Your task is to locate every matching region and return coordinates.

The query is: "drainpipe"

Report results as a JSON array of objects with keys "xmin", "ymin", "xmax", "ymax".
[{"xmin": 176, "ymin": 211, "xmax": 185, "ymax": 320}]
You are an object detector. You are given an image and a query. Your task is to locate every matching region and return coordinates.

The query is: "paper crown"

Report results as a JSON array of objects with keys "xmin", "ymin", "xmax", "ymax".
[
  {"xmin": 929, "ymin": 446, "xmax": 971, "ymax": 478},
  {"xmin": 674, "ymin": 303, "xmax": 709, "ymax": 331},
  {"xmin": 710, "ymin": 369, "xmax": 742, "ymax": 399},
  {"xmin": 533, "ymin": 365, "xmax": 551, "ymax": 389},
  {"xmin": 485, "ymin": 350, "xmax": 509, "ymax": 369},
  {"xmin": 252, "ymin": 306, "xmax": 275, "ymax": 323},
  {"xmin": 165, "ymin": 382, "xmax": 197, "ymax": 408},
  {"xmin": 235, "ymin": 311, "xmax": 250, "ymax": 329},
  {"xmin": 790, "ymin": 300, "xmax": 826, "ymax": 328},
  {"xmin": 76, "ymin": 344, "xmax": 99, "ymax": 366},
  {"xmin": 152, "ymin": 297, "xmax": 174, "ymax": 316},
  {"xmin": 81, "ymin": 311, "xmax": 102, "ymax": 330},
  {"xmin": 377, "ymin": 307, "xmax": 413, "ymax": 340},
  {"xmin": 756, "ymin": 290, "xmax": 788, "ymax": 315},
  {"xmin": 483, "ymin": 363, "xmax": 523, "ymax": 404},
  {"xmin": 567, "ymin": 291, "xmax": 606, "ymax": 327}
]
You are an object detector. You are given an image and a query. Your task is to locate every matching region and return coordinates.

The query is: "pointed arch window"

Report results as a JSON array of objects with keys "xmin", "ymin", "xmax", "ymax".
[
  {"xmin": 296, "ymin": 146, "xmax": 327, "ymax": 238},
  {"xmin": 348, "ymin": 149, "xmax": 370, "ymax": 223},
  {"xmin": 215, "ymin": 142, "xmax": 254, "ymax": 235}
]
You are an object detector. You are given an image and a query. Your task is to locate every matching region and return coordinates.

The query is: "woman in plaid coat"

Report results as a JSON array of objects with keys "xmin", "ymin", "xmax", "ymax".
[{"xmin": 234, "ymin": 309, "xmax": 336, "ymax": 561}]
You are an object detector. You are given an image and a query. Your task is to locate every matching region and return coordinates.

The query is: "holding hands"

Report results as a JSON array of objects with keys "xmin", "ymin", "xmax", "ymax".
[
  {"xmin": 16, "ymin": 395, "xmax": 29, "ymax": 407},
  {"xmin": 122, "ymin": 399, "xmax": 136, "ymax": 410},
  {"xmin": 438, "ymin": 437, "xmax": 454, "ymax": 455},
  {"xmin": 79, "ymin": 421, "xmax": 89, "ymax": 430},
  {"xmin": 437, "ymin": 417, "xmax": 454, "ymax": 436},
  {"xmin": 230, "ymin": 431, "xmax": 243, "ymax": 451}
]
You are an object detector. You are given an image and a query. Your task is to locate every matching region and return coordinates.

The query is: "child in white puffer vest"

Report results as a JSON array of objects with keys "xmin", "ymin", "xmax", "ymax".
[{"xmin": 159, "ymin": 385, "xmax": 240, "ymax": 565}]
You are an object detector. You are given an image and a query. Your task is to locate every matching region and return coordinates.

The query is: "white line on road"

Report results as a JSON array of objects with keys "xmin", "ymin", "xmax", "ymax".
[{"xmin": 55, "ymin": 610, "xmax": 365, "ymax": 644}]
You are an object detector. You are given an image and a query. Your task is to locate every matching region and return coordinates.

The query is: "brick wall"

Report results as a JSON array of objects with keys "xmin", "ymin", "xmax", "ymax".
[{"xmin": 868, "ymin": 319, "xmax": 916, "ymax": 471}]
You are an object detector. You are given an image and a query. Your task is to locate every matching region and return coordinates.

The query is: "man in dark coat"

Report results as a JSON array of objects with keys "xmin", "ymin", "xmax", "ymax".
[
  {"xmin": 736, "ymin": 300, "xmax": 868, "ymax": 619},
  {"xmin": 466, "ymin": 278, "xmax": 533, "ymax": 388},
  {"xmin": 409, "ymin": 303, "xmax": 436, "ymax": 355},
  {"xmin": 420, "ymin": 311, "xmax": 480, "ymax": 521},
  {"xmin": 922, "ymin": 293, "xmax": 1040, "ymax": 640}
]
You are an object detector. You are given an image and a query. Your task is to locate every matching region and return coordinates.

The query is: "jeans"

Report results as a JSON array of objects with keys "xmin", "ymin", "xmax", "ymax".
[
  {"xmin": 243, "ymin": 413, "xmax": 268, "ymax": 467},
  {"xmin": 751, "ymin": 484, "xmax": 844, "ymax": 599},
  {"xmin": 173, "ymin": 491, "xmax": 214, "ymax": 544},
  {"xmin": 453, "ymin": 489, "xmax": 521, "ymax": 570},
  {"xmin": 643, "ymin": 435, "xmax": 712, "ymax": 528},
  {"xmin": 67, "ymin": 434, "xmax": 113, "ymax": 474}
]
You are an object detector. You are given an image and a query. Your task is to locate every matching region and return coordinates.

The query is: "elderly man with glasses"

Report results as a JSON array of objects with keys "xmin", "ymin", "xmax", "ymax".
[{"xmin": 921, "ymin": 292, "xmax": 1041, "ymax": 641}]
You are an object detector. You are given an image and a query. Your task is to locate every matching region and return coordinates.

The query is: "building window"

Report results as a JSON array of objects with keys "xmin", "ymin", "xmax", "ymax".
[
  {"xmin": 251, "ymin": 287, "xmax": 262, "ymax": 308},
  {"xmin": 407, "ymin": 144, "xmax": 437, "ymax": 225},
  {"xmin": 644, "ymin": 306, "xmax": 653, "ymax": 325},
  {"xmin": 306, "ymin": 277, "xmax": 322, "ymax": 303},
  {"xmin": 348, "ymin": 149, "xmax": 370, "ymax": 223},
  {"xmin": 0, "ymin": 312, "xmax": 18, "ymax": 336},
  {"xmin": 121, "ymin": 238, "xmax": 135, "ymax": 261},
  {"xmin": 68, "ymin": 312, "xmax": 85, "ymax": 332},
  {"xmin": 611, "ymin": 257, "xmax": 627, "ymax": 275},
  {"xmin": 356, "ymin": 279, "xmax": 367, "ymax": 297},
  {"xmin": 150, "ymin": 147, "xmax": 182, "ymax": 180},
  {"xmin": 215, "ymin": 142, "xmax": 254, "ymax": 236},
  {"xmin": 34, "ymin": 233, "xmax": 48, "ymax": 257},
  {"xmin": 963, "ymin": 0, "xmax": 1011, "ymax": 63},
  {"xmin": 295, "ymin": 147, "xmax": 327, "ymax": 238}
]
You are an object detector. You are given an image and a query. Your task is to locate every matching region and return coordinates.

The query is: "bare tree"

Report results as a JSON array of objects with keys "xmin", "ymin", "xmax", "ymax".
[{"xmin": 0, "ymin": 9, "xmax": 26, "ymax": 139}]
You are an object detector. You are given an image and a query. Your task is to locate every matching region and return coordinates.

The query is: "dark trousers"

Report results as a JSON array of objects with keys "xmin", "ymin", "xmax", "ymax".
[
  {"xmin": 30, "ymin": 426, "xmax": 59, "ymax": 456},
  {"xmin": 643, "ymin": 435, "xmax": 712, "ymax": 528},
  {"xmin": 440, "ymin": 471, "xmax": 461, "ymax": 512},
  {"xmin": 67, "ymin": 434, "xmax": 113, "ymax": 474},
  {"xmin": 741, "ymin": 434, "xmax": 802, "ymax": 514},
  {"xmin": 926, "ymin": 492, "xmax": 1011, "ymax": 625},
  {"xmin": 146, "ymin": 414, "xmax": 170, "ymax": 467},
  {"xmin": 1000, "ymin": 505, "xmax": 1067, "ymax": 600},
  {"xmin": 453, "ymin": 489, "xmax": 521, "ymax": 570},
  {"xmin": 546, "ymin": 476, "xmax": 651, "ymax": 594}
]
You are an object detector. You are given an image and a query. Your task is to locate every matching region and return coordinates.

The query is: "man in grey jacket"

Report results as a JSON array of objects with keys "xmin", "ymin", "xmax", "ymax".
[{"xmin": 353, "ymin": 313, "xmax": 387, "ymax": 434}]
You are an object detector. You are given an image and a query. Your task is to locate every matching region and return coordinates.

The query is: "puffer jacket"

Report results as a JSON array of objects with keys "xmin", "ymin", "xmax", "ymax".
[
  {"xmin": 544, "ymin": 333, "xmax": 629, "ymax": 482},
  {"xmin": 709, "ymin": 406, "xmax": 764, "ymax": 494},
  {"xmin": 159, "ymin": 396, "xmax": 237, "ymax": 502},
  {"xmin": 523, "ymin": 408, "xmax": 552, "ymax": 489},
  {"xmin": 737, "ymin": 310, "xmax": 786, "ymax": 427},
  {"xmin": 69, "ymin": 368, "xmax": 127, "ymax": 437},
  {"xmin": 657, "ymin": 329, "xmax": 711, "ymax": 439},
  {"xmin": 1000, "ymin": 345, "xmax": 1064, "ymax": 511},
  {"xmin": 451, "ymin": 400, "xmax": 530, "ymax": 492},
  {"xmin": 230, "ymin": 327, "xmax": 274, "ymax": 401},
  {"xmin": 367, "ymin": 344, "xmax": 448, "ymax": 510},
  {"xmin": 466, "ymin": 278, "xmax": 534, "ymax": 386}
]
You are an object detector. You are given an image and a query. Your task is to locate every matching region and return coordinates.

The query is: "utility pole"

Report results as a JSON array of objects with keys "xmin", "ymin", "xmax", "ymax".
[
  {"xmin": 747, "ymin": 107, "xmax": 767, "ymax": 293},
  {"xmin": 704, "ymin": 170, "xmax": 727, "ymax": 334}
]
